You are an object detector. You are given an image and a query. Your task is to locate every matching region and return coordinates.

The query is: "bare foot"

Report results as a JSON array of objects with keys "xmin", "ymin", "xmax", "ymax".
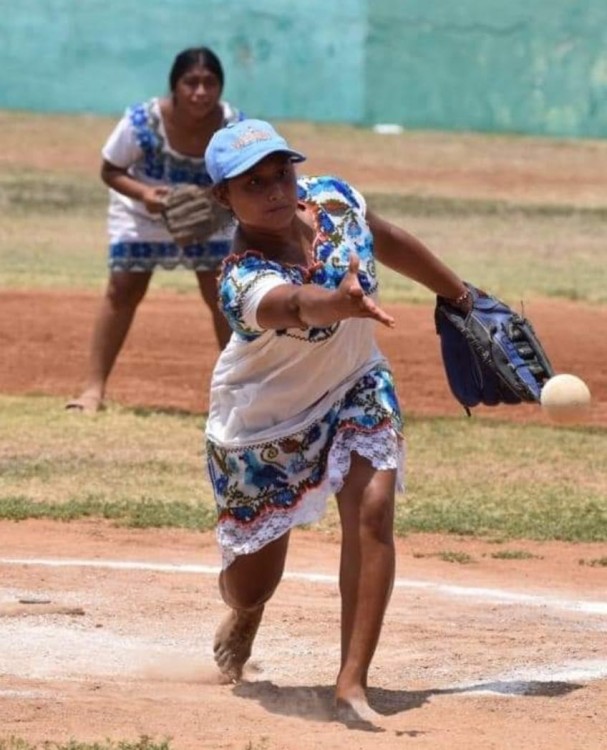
[
  {"xmin": 335, "ymin": 695, "xmax": 382, "ymax": 725},
  {"xmin": 65, "ymin": 390, "xmax": 105, "ymax": 414},
  {"xmin": 213, "ymin": 605, "xmax": 264, "ymax": 682}
]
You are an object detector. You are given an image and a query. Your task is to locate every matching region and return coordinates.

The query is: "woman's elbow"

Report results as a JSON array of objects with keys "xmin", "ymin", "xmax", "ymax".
[{"xmin": 100, "ymin": 161, "xmax": 120, "ymax": 187}]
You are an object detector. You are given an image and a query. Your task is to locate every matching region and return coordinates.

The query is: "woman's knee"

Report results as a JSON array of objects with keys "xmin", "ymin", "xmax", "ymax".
[
  {"xmin": 105, "ymin": 272, "xmax": 151, "ymax": 309},
  {"xmin": 340, "ymin": 458, "xmax": 396, "ymax": 542},
  {"xmin": 359, "ymin": 482, "xmax": 395, "ymax": 542},
  {"xmin": 219, "ymin": 571, "xmax": 280, "ymax": 610},
  {"xmin": 219, "ymin": 533, "xmax": 290, "ymax": 610}
]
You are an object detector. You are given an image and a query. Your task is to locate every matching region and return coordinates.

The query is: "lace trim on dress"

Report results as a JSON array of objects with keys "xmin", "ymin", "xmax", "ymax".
[
  {"xmin": 327, "ymin": 425, "xmax": 405, "ymax": 495},
  {"xmin": 217, "ymin": 424, "xmax": 405, "ymax": 568}
]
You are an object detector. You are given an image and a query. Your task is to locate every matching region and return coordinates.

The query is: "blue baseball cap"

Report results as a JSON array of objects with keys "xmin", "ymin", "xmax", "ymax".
[{"xmin": 205, "ymin": 119, "xmax": 306, "ymax": 184}]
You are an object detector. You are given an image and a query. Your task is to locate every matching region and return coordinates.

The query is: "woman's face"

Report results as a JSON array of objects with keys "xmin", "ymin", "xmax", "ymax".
[
  {"xmin": 222, "ymin": 154, "xmax": 299, "ymax": 231},
  {"xmin": 173, "ymin": 64, "xmax": 222, "ymax": 119}
]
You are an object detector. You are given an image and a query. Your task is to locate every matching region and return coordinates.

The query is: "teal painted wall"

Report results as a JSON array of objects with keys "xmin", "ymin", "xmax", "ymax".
[
  {"xmin": 365, "ymin": 0, "xmax": 607, "ymax": 137},
  {"xmin": 0, "ymin": 0, "xmax": 605, "ymax": 137},
  {"xmin": 0, "ymin": 0, "xmax": 366, "ymax": 121}
]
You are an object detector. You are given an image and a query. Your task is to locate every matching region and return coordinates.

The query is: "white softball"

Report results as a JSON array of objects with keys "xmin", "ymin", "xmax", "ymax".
[{"xmin": 540, "ymin": 373, "xmax": 591, "ymax": 424}]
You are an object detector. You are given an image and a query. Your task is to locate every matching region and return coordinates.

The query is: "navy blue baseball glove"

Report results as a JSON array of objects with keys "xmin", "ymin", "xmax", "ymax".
[{"xmin": 435, "ymin": 284, "xmax": 554, "ymax": 415}]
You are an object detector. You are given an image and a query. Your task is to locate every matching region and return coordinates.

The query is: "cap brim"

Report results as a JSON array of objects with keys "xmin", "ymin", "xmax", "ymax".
[{"xmin": 224, "ymin": 148, "xmax": 306, "ymax": 180}]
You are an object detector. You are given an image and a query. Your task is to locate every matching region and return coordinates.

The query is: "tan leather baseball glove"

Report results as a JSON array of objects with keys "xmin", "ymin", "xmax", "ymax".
[{"xmin": 162, "ymin": 185, "xmax": 233, "ymax": 246}]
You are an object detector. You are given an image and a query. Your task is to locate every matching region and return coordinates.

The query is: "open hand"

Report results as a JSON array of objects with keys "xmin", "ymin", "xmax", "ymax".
[{"xmin": 337, "ymin": 254, "xmax": 395, "ymax": 328}]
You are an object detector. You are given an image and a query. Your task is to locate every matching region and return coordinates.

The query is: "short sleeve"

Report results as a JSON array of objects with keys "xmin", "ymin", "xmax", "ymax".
[
  {"xmin": 298, "ymin": 175, "xmax": 367, "ymax": 218},
  {"xmin": 219, "ymin": 255, "xmax": 298, "ymax": 339},
  {"xmin": 101, "ymin": 112, "xmax": 142, "ymax": 168},
  {"xmin": 222, "ymin": 101, "xmax": 246, "ymax": 125},
  {"xmin": 347, "ymin": 184, "xmax": 367, "ymax": 216},
  {"xmin": 333, "ymin": 178, "xmax": 367, "ymax": 217}
]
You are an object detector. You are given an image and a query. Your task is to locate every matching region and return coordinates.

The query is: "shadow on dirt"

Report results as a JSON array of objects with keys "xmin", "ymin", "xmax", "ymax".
[{"xmin": 234, "ymin": 678, "xmax": 585, "ymax": 727}]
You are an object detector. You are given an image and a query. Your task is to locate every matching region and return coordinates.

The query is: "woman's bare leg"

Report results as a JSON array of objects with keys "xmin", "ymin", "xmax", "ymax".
[
  {"xmin": 334, "ymin": 453, "xmax": 396, "ymax": 720},
  {"xmin": 195, "ymin": 270, "xmax": 231, "ymax": 350},
  {"xmin": 214, "ymin": 531, "xmax": 290, "ymax": 681},
  {"xmin": 66, "ymin": 271, "xmax": 151, "ymax": 412}
]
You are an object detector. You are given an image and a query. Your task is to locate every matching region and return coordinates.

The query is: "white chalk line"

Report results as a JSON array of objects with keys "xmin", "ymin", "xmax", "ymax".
[
  {"xmin": 1, "ymin": 556, "xmax": 606, "ymax": 616},
  {"xmin": 452, "ymin": 660, "xmax": 607, "ymax": 696},
  {"xmin": 2, "ymin": 660, "xmax": 606, "ymax": 700},
  {"xmin": 1, "ymin": 557, "xmax": 607, "ymax": 697}
]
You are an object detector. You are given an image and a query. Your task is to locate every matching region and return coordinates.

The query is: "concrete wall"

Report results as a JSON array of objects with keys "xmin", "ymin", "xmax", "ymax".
[
  {"xmin": 0, "ymin": 0, "xmax": 604, "ymax": 137},
  {"xmin": 0, "ymin": 0, "xmax": 365, "ymax": 121},
  {"xmin": 365, "ymin": 0, "xmax": 607, "ymax": 137}
]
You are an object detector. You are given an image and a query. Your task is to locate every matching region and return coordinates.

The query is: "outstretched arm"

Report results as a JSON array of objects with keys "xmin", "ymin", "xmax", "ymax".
[
  {"xmin": 255, "ymin": 254, "xmax": 395, "ymax": 331},
  {"xmin": 368, "ymin": 209, "xmax": 469, "ymax": 304}
]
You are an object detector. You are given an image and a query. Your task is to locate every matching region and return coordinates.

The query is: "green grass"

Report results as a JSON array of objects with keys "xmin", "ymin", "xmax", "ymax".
[
  {"xmin": 0, "ymin": 739, "xmax": 172, "ymax": 750},
  {"xmin": 489, "ymin": 549, "xmax": 542, "ymax": 560},
  {"xmin": 243, "ymin": 741, "xmax": 270, "ymax": 750},
  {"xmin": 1, "ymin": 106, "xmax": 604, "ymax": 750},
  {"xmin": 0, "ymin": 496, "xmax": 214, "ymax": 529},
  {"xmin": 1, "ymin": 166, "xmax": 606, "ymax": 302},
  {"xmin": 0, "ymin": 113, "xmax": 605, "ymax": 547},
  {"xmin": 413, "ymin": 550, "xmax": 476, "ymax": 564},
  {"xmin": 1, "ymin": 395, "xmax": 605, "ymax": 542},
  {"xmin": 395, "ymin": 417, "xmax": 607, "ymax": 541},
  {"xmin": 0, "ymin": 396, "xmax": 212, "ymax": 519},
  {"xmin": 0, "ymin": 168, "xmax": 107, "ymax": 213},
  {"xmin": 376, "ymin": 206, "xmax": 606, "ymax": 304},
  {"xmin": 436, "ymin": 551, "xmax": 475, "ymax": 564}
]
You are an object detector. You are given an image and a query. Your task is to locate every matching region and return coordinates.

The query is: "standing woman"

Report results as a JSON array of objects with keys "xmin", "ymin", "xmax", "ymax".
[
  {"xmin": 202, "ymin": 120, "xmax": 473, "ymax": 722},
  {"xmin": 67, "ymin": 46, "xmax": 244, "ymax": 413}
]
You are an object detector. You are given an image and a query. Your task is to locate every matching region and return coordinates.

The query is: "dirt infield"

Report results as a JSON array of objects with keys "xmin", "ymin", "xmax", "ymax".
[
  {"xmin": 2, "ymin": 116, "xmax": 606, "ymax": 747},
  {"xmin": 1, "ymin": 288, "xmax": 606, "ymax": 748},
  {"xmin": 0, "ymin": 521, "xmax": 606, "ymax": 749},
  {"xmin": 1, "ymin": 289, "xmax": 606, "ymax": 425}
]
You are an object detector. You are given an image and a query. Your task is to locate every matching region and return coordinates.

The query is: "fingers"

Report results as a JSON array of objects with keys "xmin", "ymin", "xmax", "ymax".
[
  {"xmin": 347, "ymin": 292, "xmax": 394, "ymax": 327},
  {"xmin": 360, "ymin": 296, "xmax": 395, "ymax": 328},
  {"xmin": 341, "ymin": 253, "xmax": 394, "ymax": 326},
  {"xmin": 341, "ymin": 253, "xmax": 364, "ymax": 298}
]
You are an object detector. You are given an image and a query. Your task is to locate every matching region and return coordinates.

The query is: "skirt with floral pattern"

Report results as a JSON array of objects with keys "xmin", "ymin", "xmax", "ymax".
[
  {"xmin": 109, "ymin": 239, "xmax": 231, "ymax": 272},
  {"xmin": 206, "ymin": 365, "xmax": 405, "ymax": 568}
]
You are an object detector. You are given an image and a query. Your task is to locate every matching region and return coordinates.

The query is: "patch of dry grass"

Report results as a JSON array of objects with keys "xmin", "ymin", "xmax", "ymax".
[
  {"xmin": 1, "ymin": 110, "xmax": 606, "ymax": 206},
  {"xmin": 1, "ymin": 395, "xmax": 604, "ymax": 542},
  {"xmin": 1, "ymin": 110, "xmax": 604, "ymax": 301}
]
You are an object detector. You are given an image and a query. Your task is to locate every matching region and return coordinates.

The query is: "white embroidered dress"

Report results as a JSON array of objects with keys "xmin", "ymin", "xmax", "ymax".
[
  {"xmin": 102, "ymin": 98, "xmax": 244, "ymax": 271},
  {"xmin": 206, "ymin": 176, "xmax": 405, "ymax": 567}
]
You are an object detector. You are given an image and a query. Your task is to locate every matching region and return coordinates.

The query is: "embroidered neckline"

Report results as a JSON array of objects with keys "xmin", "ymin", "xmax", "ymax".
[
  {"xmin": 222, "ymin": 248, "xmax": 323, "ymax": 282},
  {"xmin": 223, "ymin": 195, "xmax": 327, "ymax": 279}
]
